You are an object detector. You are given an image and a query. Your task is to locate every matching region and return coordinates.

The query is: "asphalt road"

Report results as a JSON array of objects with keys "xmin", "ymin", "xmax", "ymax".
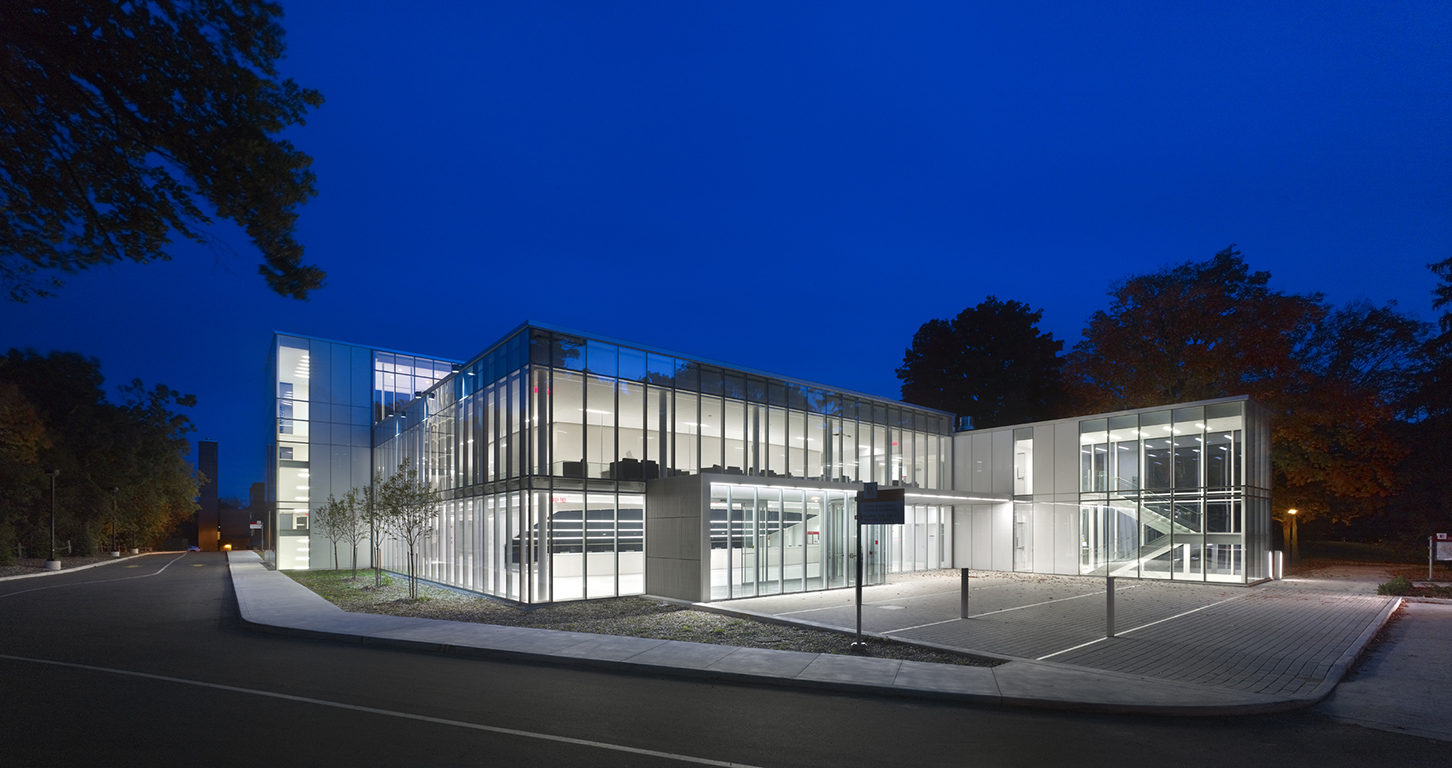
[{"xmin": 0, "ymin": 552, "xmax": 1443, "ymax": 767}]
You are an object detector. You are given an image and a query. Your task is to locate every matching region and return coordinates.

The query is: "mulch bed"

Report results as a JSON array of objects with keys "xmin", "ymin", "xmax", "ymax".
[{"xmin": 286, "ymin": 569, "xmax": 1000, "ymax": 667}]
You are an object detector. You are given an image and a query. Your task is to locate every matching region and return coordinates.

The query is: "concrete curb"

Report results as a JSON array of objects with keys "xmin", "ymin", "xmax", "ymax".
[
  {"xmin": 0, "ymin": 551, "xmax": 168, "ymax": 582},
  {"xmin": 1282, "ymin": 596, "xmax": 1403, "ymax": 708},
  {"xmin": 227, "ymin": 554, "xmax": 1368, "ymax": 716}
]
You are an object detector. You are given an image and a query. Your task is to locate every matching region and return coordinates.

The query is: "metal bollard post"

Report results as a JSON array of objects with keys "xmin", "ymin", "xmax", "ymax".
[
  {"xmin": 1106, "ymin": 575, "xmax": 1115, "ymax": 638},
  {"xmin": 960, "ymin": 568, "xmax": 970, "ymax": 619}
]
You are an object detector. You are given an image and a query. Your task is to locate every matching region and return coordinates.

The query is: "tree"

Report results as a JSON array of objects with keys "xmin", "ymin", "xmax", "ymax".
[
  {"xmin": 1365, "ymin": 257, "xmax": 1452, "ymax": 549},
  {"xmin": 312, "ymin": 493, "xmax": 345, "ymax": 571},
  {"xmin": 0, "ymin": 350, "xmax": 200, "ymax": 555},
  {"xmin": 336, "ymin": 488, "xmax": 368, "ymax": 580},
  {"xmin": 1065, "ymin": 246, "xmax": 1324, "ymax": 410},
  {"xmin": 897, "ymin": 297, "xmax": 1070, "ymax": 428},
  {"xmin": 0, "ymin": 0, "xmax": 325, "ymax": 301},
  {"xmin": 378, "ymin": 458, "xmax": 438, "ymax": 599},
  {"xmin": 362, "ymin": 477, "xmax": 386, "ymax": 587},
  {"xmin": 1063, "ymin": 246, "xmax": 1424, "ymax": 543},
  {"xmin": 0, "ymin": 382, "xmax": 47, "ymax": 563}
]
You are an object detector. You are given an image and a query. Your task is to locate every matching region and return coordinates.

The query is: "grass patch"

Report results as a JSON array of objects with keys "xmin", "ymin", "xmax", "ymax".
[{"xmin": 1377, "ymin": 576, "xmax": 1413, "ymax": 596}]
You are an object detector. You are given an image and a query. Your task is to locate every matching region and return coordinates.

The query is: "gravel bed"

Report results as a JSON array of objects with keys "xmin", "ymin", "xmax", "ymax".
[
  {"xmin": 0, "ymin": 553, "xmax": 146, "ymax": 578},
  {"xmin": 286, "ymin": 570, "xmax": 999, "ymax": 667}
]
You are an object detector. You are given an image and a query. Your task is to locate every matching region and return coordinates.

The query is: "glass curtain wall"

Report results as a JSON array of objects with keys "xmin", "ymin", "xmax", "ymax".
[
  {"xmin": 524, "ymin": 329, "xmax": 954, "ymax": 486},
  {"xmin": 1078, "ymin": 401, "xmax": 1264, "ymax": 583},
  {"xmin": 373, "ymin": 326, "xmax": 955, "ymax": 604}
]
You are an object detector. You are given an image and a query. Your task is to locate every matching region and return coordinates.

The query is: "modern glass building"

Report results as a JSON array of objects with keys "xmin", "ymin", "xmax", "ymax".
[
  {"xmin": 949, "ymin": 397, "xmax": 1272, "ymax": 583},
  {"xmin": 264, "ymin": 332, "xmax": 457, "ymax": 570},
  {"xmin": 266, "ymin": 323, "xmax": 1273, "ymax": 601}
]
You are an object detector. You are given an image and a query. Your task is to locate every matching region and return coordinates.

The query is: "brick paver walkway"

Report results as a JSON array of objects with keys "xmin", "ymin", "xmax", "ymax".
[{"xmin": 717, "ymin": 571, "xmax": 1393, "ymax": 697}]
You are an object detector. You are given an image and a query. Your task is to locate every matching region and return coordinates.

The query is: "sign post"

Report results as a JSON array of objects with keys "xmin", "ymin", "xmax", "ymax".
[
  {"xmin": 851, "ymin": 482, "xmax": 905, "ymax": 650},
  {"xmin": 1433, "ymin": 533, "xmax": 1450, "ymax": 581}
]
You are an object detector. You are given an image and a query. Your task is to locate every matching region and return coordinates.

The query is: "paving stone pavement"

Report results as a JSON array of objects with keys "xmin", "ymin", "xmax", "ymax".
[
  {"xmin": 714, "ymin": 571, "xmax": 1395, "ymax": 698},
  {"xmin": 1050, "ymin": 591, "xmax": 1391, "ymax": 696}
]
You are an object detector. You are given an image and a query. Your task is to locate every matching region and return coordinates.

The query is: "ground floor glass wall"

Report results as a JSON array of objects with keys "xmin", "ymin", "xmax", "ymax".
[
  {"xmin": 1078, "ymin": 489, "xmax": 1257, "ymax": 583},
  {"xmin": 707, "ymin": 483, "xmax": 950, "ymax": 600},
  {"xmin": 376, "ymin": 490, "xmax": 645, "ymax": 603}
]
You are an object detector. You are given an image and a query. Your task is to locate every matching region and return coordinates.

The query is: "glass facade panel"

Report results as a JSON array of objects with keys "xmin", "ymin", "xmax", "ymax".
[
  {"xmin": 1071, "ymin": 400, "xmax": 1264, "ymax": 584},
  {"xmin": 340, "ymin": 324, "xmax": 957, "ymax": 601},
  {"xmin": 700, "ymin": 396, "xmax": 723, "ymax": 471},
  {"xmin": 552, "ymin": 372, "xmax": 584, "ymax": 477}
]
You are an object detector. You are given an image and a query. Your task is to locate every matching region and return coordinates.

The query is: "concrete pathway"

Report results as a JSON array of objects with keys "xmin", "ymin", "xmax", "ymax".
[
  {"xmin": 1314, "ymin": 600, "xmax": 1452, "ymax": 742},
  {"xmin": 226, "ymin": 552, "xmax": 1395, "ymax": 715}
]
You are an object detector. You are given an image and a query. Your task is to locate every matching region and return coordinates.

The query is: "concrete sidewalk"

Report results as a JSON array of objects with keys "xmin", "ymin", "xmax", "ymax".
[
  {"xmin": 227, "ymin": 552, "xmax": 1396, "ymax": 715},
  {"xmin": 1314, "ymin": 600, "xmax": 1452, "ymax": 741}
]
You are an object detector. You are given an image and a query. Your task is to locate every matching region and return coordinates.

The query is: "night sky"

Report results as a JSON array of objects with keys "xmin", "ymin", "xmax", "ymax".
[{"xmin": 2, "ymin": 1, "xmax": 1447, "ymax": 501}]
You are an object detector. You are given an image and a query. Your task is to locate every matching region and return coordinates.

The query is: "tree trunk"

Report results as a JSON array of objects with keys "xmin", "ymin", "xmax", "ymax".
[{"xmin": 1290, "ymin": 517, "xmax": 1300, "ymax": 563}]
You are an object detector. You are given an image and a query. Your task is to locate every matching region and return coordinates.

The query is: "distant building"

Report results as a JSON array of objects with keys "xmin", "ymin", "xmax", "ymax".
[{"xmin": 265, "ymin": 324, "xmax": 1271, "ymax": 602}]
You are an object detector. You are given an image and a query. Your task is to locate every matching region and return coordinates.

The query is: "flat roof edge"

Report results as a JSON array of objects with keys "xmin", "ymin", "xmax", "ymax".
[
  {"xmin": 957, "ymin": 395, "xmax": 1260, "ymax": 433},
  {"xmin": 272, "ymin": 331, "xmax": 464, "ymax": 364}
]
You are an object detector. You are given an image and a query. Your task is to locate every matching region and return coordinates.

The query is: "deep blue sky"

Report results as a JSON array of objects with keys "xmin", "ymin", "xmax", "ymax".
[{"xmin": 2, "ymin": 1, "xmax": 1448, "ymax": 500}]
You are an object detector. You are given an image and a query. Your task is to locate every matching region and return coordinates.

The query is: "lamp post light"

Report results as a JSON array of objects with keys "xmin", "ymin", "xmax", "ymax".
[
  {"xmin": 110, "ymin": 486, "xmax": 120, "ymax": 557},
  {"xmin": 1287, "ymin": 509, "xmax": 1299, "ymax": 564},
  {"xmin": 44, "ymin": 469, "xmax": 61, "ymax": 570}
]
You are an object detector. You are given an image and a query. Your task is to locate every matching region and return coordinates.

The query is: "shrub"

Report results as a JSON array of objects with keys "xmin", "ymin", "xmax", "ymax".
[{"xmin": 1377, "ymin": 575, "xmax": 1413, "ymax": 596}]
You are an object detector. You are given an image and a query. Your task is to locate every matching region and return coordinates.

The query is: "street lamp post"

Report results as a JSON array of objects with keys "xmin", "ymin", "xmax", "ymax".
[
  {"xmin": 110, "ymin": 486, "xmax": 120, "ymax": 557},
  {"xmin": 45, "ymin": 469, "xmax": 61, "ymax": 570},
  {"xmin": 1288, "ymin": 509, "xmax": 1299, "ymax": 564}
]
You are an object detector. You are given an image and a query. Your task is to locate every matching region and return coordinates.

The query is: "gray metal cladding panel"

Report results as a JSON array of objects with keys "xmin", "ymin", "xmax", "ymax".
[
  {"xmin": 644, "ymin": 475, "xmax": 702, "ymax": 520},
  {"xmin": 310, "ymin": 340, "xmax": 331, "ymax": 404},
  {"xmin": 352, "ymin": 345, "xmax": 372, "ymax": 406},
  {"xmin": 971, "ymin": 433, "xmax": 993, "ymax": 493},
  {"xmin": 991, "ymin": 430, "xmax": 1013, "ymax": 495},
  {"xmin": 1032, "ymin": 502, "xmax": 1055, "ymax": 573},
  {"xmin": 1055, "ymin": 421, "xmax": 1079, "ymax": 494},
  {"xmin": 991, "ymin": 502, "xmax": 1012, "ymax": 571},
  {"xmin": 952, "ymin": 507, "xmax": 971, "ymax": 567},
  {"xmin": 350, "ymin": 446, "xmax": 370, "ymax": 486},
  {"xmin": 309, "ymin": 451, "xmax": 331, "ymax": 499},
  {"xmin": 644, "ymin": 557, "xmax": 702, "ymax": 603},
  {"xmin": 647, "ymin": 517, "xmax": 700, "ymax": 561},
  {"xmin": 332, "ymin": 343, "xmax": 353, "ymax": 407},
  {"xmin": 971, "ymin": 506, "xmax": 992, "ymax": 567},
  {"xmin": 332, "ymin": 446, "xmax": 352, "ymax": 495},
  {"xmin": 952, "ymin": 434, "xmax": 972, "ymax": 492},
  {"xmin": 1034, "ymin": 425, "xmax": 1056, "ymax": 496},
  {"xmin": 1055, "ymin": 504, "xmax": 1078, "ymax": 575}
]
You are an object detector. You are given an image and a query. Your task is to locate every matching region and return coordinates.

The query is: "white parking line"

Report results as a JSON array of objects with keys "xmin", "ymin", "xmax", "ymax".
[
  {"xmin": 881, "ymin": 587, "xmax": 1132, "ymax": 634},
  {"xmin": 1035, "ymin": 592, "xmax": 1251, "ymax": 660},
  {"xmin": 0, "ymin": 653, "xmax": 765, "ymax": 767},
  {"xmin": 0, "ymin": 553, "xmax": 189, "ymax": 600}
]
